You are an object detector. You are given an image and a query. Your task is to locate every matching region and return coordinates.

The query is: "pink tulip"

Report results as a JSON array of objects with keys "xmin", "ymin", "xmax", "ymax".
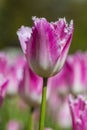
[
  {"xmin": 48, "ymin": 51, "xmax": 87, "ymax": 95},
  {"xmin": 0, "ymin": 75, "xmax": 8, "ymax": 106},
  {"xmin": 6, "ymin": 55, "xmax": 25, "ymax": 96},
  {"xmin": 0, "ymin": 52, "xmax": 8, "ymax": 106},
  {"xmin": 44, "ymin": 128, "xmax": 53, "ymax": 130},
  {"xmin": 3, "ymin": 48, "xmax": 26, "ymax": 96},
  {"xmin": 66, "ymin": 51, "xmax": 87, "ymax": 93},
  {"xmin": 6, "ymin": 120, "xmax": 23, "ymax": 130},
  {"xmin": 17, "ymin": 17, "xmax": 73, "ymax": 77},
  {"xmin": 47, "ymin": 90, "xmax": 71, "ymax": 128},
  {"xmin": 58, "ymin": 98, "xmax": 71, "ymax": 128},
  {"xmin": 0, "ymin": 52, "xmax": 8, "ymax": 74},
  {"xmin": 19, "ymin": 62, "xmax": 43, "ymax": 107},
  {"xmin": 47, "ymin": 90, "xmax": 61, "ymax": 122},
  {"xmin": 69, "ymin": 95, "xmax": 87, "ymax": 130},
  {"xmin": 48, "ymin": 65, "xmax": 69, "ymax": 95}
]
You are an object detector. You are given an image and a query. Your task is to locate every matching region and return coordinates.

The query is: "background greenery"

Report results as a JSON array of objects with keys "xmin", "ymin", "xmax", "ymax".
[{"xmin": 0, "ymin": 0, "xmax": 87, "ymax": 53}]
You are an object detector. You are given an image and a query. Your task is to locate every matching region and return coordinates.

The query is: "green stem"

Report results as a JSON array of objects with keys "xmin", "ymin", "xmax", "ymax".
[
  {"xmin": 39, "ymin": 78, "xmax": 47, "ymax": 130},
  {"xmin": 29, "ymin": 107, "xmax": 34, "ymax": 130}
]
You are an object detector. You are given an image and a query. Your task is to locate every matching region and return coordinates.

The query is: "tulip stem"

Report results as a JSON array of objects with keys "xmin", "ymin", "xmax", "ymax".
[
  {"xmin": 29, "ymin": 107, "xmax": 34, "ymax": 130},
  {"xmin": 39, "ymin": 78, "xmax": 47, "ymax": 130}
]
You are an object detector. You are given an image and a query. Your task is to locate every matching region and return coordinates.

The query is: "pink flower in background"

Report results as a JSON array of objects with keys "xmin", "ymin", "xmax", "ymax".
[
  {"xmin": 19, "ymin": 62, "xmax": 43, "ymax": 107},
  {"xmin": 6, "ymin": 120, "xmax": 23, "ymax": 130},
  {"xmin": 58, "ymin": 98, "xmax": 71, "ymax": 128},
  {"xmin": 3, "ymin": 48, "xmax": 26, "ymax": 96},
  {"xmin": 48, "ymin": 65, "xmax": 69, "ymax": 95},
  {"xmin": 17, "ymin": 17, "xmax": 73, "ymax": 77},
  {"xmin": 0, "ymin": 52, "xmax": 8, "ymax": 74},
  {"xmin": 47, "ymin": 89, "xmax": 71, "ymax": 129},
  {"xmin": 48, "ymin": 51, "xmax": 87, "ymax": 96},
  {"xmin": 6, "ymin": 55, "xmax": 25, "ymax": 96},
  {"xmin": 66, "ymin": 52, "xmax": 87, "ymax": 93},
  {"xmin": 69, "ymin": 95, "xmax": 87, "ymax": 130},
  {"xmin": 47, "ymin": 90, "xmax": 61, "ymax": 123},
  {"xmin": 0, "ymin": 52, "xmax": 9, "ymax": 106},
  {"xmin": 44, "ymin": 128, "xmax": 53, "ymax": 130},
  {"xmin": 0, "ymin": 75, "xmax": 8, "ymax": 106}
]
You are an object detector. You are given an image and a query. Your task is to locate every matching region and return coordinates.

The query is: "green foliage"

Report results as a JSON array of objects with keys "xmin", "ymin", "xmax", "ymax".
[{"xmin": 0, "ymin": 96, "xmax": 72, "ymax": 130}]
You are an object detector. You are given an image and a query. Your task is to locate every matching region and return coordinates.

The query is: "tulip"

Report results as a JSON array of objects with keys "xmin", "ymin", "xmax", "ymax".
[
  {"xmin": 19, "ymin": 62, "xmax": 43, "ymax": 107},
  {"xmin": 0, "ymin": 52, "xmax": 8, "ymax": 106},
  {"xmin": 47, "ymin": 89, "xmax": 61, "ymax": 123},
  {"xmin": 66, "ymin": 52, "xmax": 87, "ymax": 94},
  {"xmin": 0, "ymin": 75, "xmax": 8, "ymax": 106},
  {"xmin": 48, "ymin": 51, "xmax": 87, "ymax": 96},
  {"xmin": 19, "ymin": 62, "xmax": 43, "ymax": 130},
  {"xmin": 6, "ymin": 120, "xmax": 23, "ymax": 130},
  {"xmin": 69, "ymin": 95, "xmax": 87, "ymax": 130},
  {"xmin": 44, "ymin": 128, "xmax": 53, "ymax": 130},
  {"xmin": 48, "ymin": 65, "xmax": 69, "ymax": 96},
  {"xmin": 0, "ymin": 52, "xmax": 8, "ymax": 74},
  {"xmin": 6, "ymin": 55, "xmax": 25, "ymax": 96},
  {"xmin": 17, "ymin": 16, "xmax": 74, "ymax": 130},
  {"xmin": 3, "ymin": 48, "xmax": 25, "ymax": 96},
  {"xmin": 17, "ymin": 16, "xmax": 74, "ymax": 77},
  {"xmin": 58, "ymin": 98, "xmax": 71, "ymax": 128},
  {"xmin": 47, "ymin": 87, "xmax": 71, "ymax": 129}
]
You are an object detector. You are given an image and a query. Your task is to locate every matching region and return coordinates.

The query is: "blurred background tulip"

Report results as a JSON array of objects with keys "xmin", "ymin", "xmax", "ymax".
[
  {"xmin": 69, "ymin": 95, "xmax": 87, "ymax": 130},
  {"xmin": 0, "ymin": 53, "xmax": 9, "ymax": 106},
  {"xmin": 18, "ymin": 62, "xmax": 43, "ymax": 107},
  {"xmin": 6, "ymin": 120, "xmax": 23, "ymax": 130}
]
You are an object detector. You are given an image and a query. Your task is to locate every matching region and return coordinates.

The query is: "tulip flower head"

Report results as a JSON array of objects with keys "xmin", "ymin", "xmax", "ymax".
[
  {"xmin": 17, "ymin": 17, "xmax": 74, "ymax": 77},
  {"xmin": 66, "ymin": 52, "xmax": 87, "ymax": 94},
  {"xmin": 69, "ymin": 95, "xmax": 87, "ymax": 130},
  {"xmin": 19, "ymin": 62, "xmax": 43, "ymax": 107}
]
